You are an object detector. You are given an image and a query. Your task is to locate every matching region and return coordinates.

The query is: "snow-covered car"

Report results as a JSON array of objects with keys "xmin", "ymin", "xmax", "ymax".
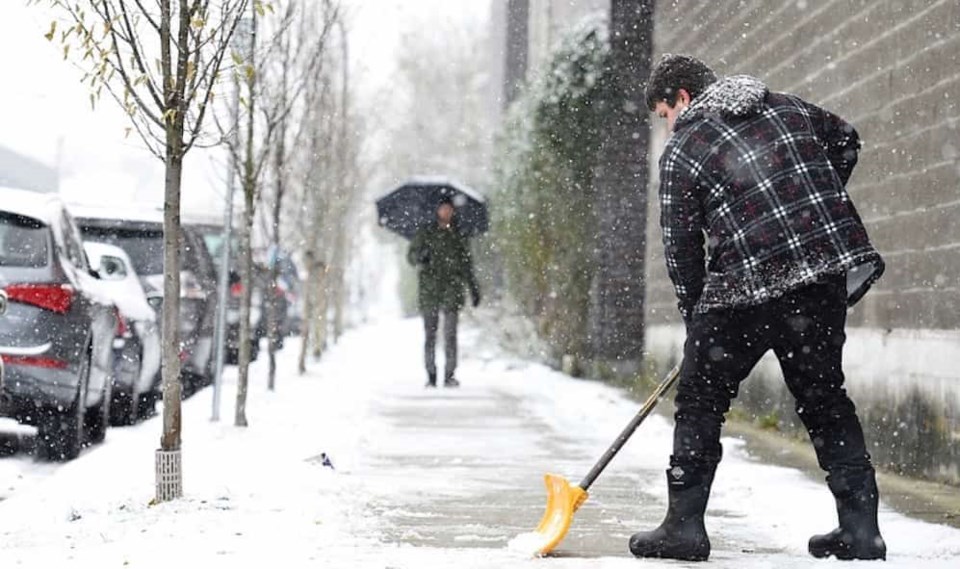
[
  {"xmin": 73, "ymin": 206, "xmax": 219, "ymax": 390},
  {"xmin": 0, "ymin": 290, "xmax": 6, "ymax": 388},
  {"xmin": 192, "ymin": 223, "xmax": 264, "ymax": 364},
  {"xmin": 83, "ymin": 242, "xmax": 162, "ymax": 424},
  {"xmin": 0, "ymin": 188, "xmax": 116, "ymax": 460}
]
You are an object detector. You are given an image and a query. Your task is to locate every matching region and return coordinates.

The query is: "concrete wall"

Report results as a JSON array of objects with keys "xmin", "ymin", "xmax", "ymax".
[{"xmin": 644, "ymin": 0, "xmax": 960, "ymax": 485}]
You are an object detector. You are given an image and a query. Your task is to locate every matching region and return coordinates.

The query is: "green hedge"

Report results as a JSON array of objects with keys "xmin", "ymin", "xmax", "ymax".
[{"xmin": 493, "ymin": 24, "xmax": 610, "ymax": 365}]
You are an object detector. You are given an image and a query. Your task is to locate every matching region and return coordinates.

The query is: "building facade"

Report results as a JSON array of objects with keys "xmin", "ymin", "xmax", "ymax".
[{"xmin": 491, "ymin": 0, "xmax": 960, "ymax": 484}]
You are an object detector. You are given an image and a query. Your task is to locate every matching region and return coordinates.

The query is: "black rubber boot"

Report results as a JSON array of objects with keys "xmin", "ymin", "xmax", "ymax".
[
  {"xmin": 809, "ymin": 468, "xmax": 886, "ymax": 560},
  {"xmin": 629, "ymin": 464, "xmax": 716, "ymax": 561},
  {"xmin": 425, "ymin": 372, "xmax": 437, "ymax": 388}
]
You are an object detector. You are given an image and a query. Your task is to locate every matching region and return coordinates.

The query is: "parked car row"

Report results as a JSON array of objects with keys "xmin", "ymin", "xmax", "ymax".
[
  {"xmin": 74, "ymin": 206, "xmax": 219, "ymax": 388},
  {"xmin": 0, "ymin": 188, "xmax": 302, "ymax": 461}
]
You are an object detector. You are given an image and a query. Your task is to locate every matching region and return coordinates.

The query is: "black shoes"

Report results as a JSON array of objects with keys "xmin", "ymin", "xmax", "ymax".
[
  {"xmin": 629, "ymin": 464, "xmax": 716, "ymax": 561},
  {"xmin": 425, "ymin": 373, "xmax": 460, "ymax": 388},
  {"xmin": 809, "ymin": 468, "xmax": 886, "ymax": 560}
]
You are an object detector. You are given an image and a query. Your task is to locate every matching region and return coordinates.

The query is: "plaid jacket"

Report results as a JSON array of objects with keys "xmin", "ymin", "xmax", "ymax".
[{"xmin": 659, "ymin": 75, "xmax": 884, "ymax": 320}]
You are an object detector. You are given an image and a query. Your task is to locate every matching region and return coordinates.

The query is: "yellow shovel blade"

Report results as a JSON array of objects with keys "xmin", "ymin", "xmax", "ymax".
[{"xmin": 531, "ymin": 473, "xmax": 589, "ymax": 556}]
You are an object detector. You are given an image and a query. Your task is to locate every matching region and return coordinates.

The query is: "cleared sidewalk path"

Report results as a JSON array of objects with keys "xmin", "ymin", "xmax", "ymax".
[{"xmin": 0, "ymin": 318, "xmax": 957, "ymax": 568}]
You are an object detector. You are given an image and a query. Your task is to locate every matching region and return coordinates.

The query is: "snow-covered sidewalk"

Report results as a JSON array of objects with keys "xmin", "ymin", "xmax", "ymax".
[{"xmin": 1, "ymin": 318, "xmax": 958, "ymax": 568}]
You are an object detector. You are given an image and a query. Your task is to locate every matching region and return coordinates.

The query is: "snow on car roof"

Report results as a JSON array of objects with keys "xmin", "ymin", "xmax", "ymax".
[
  {"xmin": 0, "ymin": 186, "xmax": 63, "ymax": 224},
  {"xmin": 68, "ymin": 202, "xmax": 165, "ymax": 225},
  {"xmin": 69, "ymin": 202, "xmax": 222, "ymax": 228}
]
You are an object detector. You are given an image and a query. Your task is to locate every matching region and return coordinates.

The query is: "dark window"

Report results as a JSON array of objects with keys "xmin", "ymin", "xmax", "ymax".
[
  {"xmin": 0, "ymin": 213, "xmax": 49, "ymax": 267},
  {"xmin": 81, "ymin": 227, "xmax": 165, "ymax": 276}
]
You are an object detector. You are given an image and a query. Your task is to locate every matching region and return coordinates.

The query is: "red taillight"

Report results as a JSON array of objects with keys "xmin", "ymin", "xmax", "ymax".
[
  {"xmin": 115, "ymin": 308, "xmax": 130, "ymax": 338},
  {"xmin": 230, "ymin": 282, "xmax": 243, "ymax": 298},
  {"xmin": 1, "ymin": 354, "xmax": 69, "ymax": 369},
  {"xmin": 4, "ymin": 284, "xmax": 75, "ymax": 314}
]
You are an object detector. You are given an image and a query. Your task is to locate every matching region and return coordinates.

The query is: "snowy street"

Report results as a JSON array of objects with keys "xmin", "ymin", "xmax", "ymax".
[{"xmin": 1, "ymin": 318, "xmax": 958, "ymax": 568}]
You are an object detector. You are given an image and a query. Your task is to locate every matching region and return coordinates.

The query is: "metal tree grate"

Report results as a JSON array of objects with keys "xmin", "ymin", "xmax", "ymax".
[{"xmin": 155, "ymin": 449, "xmax": 183, "ymax": 502}]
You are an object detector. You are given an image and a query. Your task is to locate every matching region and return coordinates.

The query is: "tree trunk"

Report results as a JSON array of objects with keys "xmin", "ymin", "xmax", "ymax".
[
  {"xmin": 297, "ymin": 255, "xmax": 317, "ymax": 375},
  {"xmin": 235, "ymin": 185, "xmax": 254, "ymax": 427},
  {"xmin": 267, "ymin": 179, "xmax": 282, "ymax": 390},
  {"xmin": 312, "ymin": 264, "xmax": 328, "ymax": 358},
  {"xmin": 587, "ymin": 0, "xmax": 654, "ymax": 374},
  {"xmin": 235, "ymin": 5, "xmax": 257, "ymax": 428},
  {"xmin": 160, "ymin": 138, "xmax": 183, "ymax": 451}
]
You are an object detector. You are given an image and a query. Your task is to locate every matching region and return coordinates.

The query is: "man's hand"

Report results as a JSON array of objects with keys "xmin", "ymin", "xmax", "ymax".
[{"xmin": 416, "ymin": 249, "xmax": 430, "ymax": 265}]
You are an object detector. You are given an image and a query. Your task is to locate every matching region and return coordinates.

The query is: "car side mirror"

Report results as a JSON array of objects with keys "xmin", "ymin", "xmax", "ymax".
[
  {"xmin": 146, "ymin": 292, "xmax": 164, "ymax": 311},
  {"xmin": 98, "ymin": 255, "xmax": 129, "ymax": 282}
]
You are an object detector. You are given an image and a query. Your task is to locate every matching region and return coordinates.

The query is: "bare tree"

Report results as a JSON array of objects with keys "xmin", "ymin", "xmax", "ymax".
[
  {"xmin": 38, "ymin": 0, "xmax": 249, "ymax": 502},
  {"xmin": 296, "ymin": 65, "xmax": 334, "ymax": 373},
  {"xmin": 261, "ymin": 0, "xmax": 339, "ymax": 389},
  {"xmin": 295, "ymin": 14, "xmax": 362, "ymax": 366},
  {"xmin": 217, "ymin": 0, "xmax": 335, "ymax": 424}
]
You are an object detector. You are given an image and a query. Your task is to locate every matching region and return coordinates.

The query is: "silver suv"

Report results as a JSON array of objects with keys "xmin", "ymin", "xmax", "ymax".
[{"xmin": 0, "ymin": 188, "xmax": 115, "ymax": 460}]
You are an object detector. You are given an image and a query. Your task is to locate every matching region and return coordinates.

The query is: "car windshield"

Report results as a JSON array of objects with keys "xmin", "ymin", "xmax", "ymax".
[
  {"xmin": 200, "ymin": 229, "xmax": 239, "ymax": 276},
  {"xmin": 81, "ymin": 227, "xmax": 164, "ymax": 276},
  {"xmin": 0, "ymin": 213, "xmax": 49, "ymax": 268},
  {"xmin": 203, "ymin": 233, "xmax": 224, "ymax": 262}
]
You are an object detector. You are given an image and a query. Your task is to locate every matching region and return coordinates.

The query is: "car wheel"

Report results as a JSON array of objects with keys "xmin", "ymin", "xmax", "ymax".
[
  {"xmin": 85, "ymin": 364, "xmax": 112, "ymax": 445},
  {"xmin": 38, "ymin": 351, "xmax": 89, "ymax": 461},
  {"xmin": 137, "ymin": 389, "xmax": 160, "ymax": 420},
  {"xmin": 110, "ymin": 345, "xmax": 142, "ymax": 426}
]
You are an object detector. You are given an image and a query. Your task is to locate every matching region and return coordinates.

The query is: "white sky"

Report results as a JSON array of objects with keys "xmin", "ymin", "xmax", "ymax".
[{"xmin": 0, "ymin": 0, "xmax": 489, "ymax": 216}]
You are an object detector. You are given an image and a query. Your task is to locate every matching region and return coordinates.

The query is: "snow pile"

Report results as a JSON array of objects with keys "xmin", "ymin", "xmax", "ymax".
[{"xmin": 506, "ymin": 531, "xmax": 547, "ymax": 557}]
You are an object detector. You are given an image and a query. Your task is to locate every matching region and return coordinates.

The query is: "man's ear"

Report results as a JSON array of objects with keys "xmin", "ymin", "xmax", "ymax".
[{"xmin": 677, "ymin": 88, "xmax": 692, "ymax": 106}]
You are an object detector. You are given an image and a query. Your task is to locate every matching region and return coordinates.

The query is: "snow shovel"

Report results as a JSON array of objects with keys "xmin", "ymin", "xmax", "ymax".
[{"xmin": 521, "ymin": 364, "xmax": 681, "ymax": 557}]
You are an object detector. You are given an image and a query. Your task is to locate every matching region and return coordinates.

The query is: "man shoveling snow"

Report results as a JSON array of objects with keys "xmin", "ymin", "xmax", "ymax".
[{"xmin": 632, "ymin": 54, "xmax": 886, "ymax": 562}]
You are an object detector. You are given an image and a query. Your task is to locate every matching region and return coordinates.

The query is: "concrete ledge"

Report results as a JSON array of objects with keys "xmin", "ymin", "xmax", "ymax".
[{"xmin": 722, "ymin": 419, "xmax": 960, "ymax": 530}]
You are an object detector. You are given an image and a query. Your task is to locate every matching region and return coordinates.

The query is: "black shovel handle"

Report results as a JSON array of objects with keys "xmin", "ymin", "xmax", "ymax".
[{"xmin": 578, "ymin": 364, "xmax": 682, "ymax": 491}]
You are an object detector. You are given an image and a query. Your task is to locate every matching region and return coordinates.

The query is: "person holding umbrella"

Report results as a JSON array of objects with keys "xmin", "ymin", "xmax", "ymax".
[{"xmin": 407, "ymin": 195, "xmax": 481, "ymax": 388}]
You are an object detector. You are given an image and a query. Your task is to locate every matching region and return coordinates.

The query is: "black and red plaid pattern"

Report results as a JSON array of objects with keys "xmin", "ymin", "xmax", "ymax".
[{"xmin": 659, "ymin": 78, "xmax": 884, "ymax": 321}]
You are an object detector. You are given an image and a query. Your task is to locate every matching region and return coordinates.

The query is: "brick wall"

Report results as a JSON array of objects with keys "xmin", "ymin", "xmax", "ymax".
[
  {"xmin": 644, "ymin": 0, "xmax": 960, "ymax": 485},
  {"xmin": 646, "ymin": 0, "xmax": 960, "ymax": 331}
]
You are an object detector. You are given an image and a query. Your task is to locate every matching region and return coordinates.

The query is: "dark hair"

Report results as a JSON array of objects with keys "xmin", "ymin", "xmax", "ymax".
[
  {"xmin": 645, "ymin": 54, "xmax": 718, "ymax": 111},
  {"xmin": 438, "ymin": 194, "xmax": 454, "ymax": 207}
]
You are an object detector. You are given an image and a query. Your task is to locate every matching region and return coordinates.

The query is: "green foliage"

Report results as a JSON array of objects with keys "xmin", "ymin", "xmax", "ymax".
[
  {"xmin": 493, "ymin": 23, "xmax": 610, "ymax": 362},
  {"xmin": 757, "ymin": 411, "xmax": 781, "ymax": 431}
]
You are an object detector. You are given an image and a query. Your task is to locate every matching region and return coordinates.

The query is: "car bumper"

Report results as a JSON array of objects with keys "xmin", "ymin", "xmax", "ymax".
[{"xmin": 0, "ymin": 362, "xmax": 78, "ymax": 419}]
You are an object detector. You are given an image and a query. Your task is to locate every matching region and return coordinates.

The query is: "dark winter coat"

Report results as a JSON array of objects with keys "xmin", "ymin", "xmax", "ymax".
[
  {"xmin": 658, "ymin": 75, "xmax": 884, "ymax": 321},
  {"xmin": 408, "ymin": 224, "xmax": 479, "ymax": 312}
]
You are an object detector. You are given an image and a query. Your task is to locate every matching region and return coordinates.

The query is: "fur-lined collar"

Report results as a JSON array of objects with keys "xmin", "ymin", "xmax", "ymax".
[{"xmin": 675, "ymin": 75, "xmax": 769, "ymax": 128}]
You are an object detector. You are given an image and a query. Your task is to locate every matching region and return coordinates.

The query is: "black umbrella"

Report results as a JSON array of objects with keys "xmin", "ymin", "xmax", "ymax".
[{"xmin": 375, "ymin": 177, "xmax": 489, "ymax": 239}]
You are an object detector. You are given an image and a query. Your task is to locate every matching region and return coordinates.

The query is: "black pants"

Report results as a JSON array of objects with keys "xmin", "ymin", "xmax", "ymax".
[
  {"xmin": 423, "ymin": 307, "xmax": 459, "ymax": 380},
  {"xmin": 673, "ymin": 276, "xmax": 872, "ymax": 479}
]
